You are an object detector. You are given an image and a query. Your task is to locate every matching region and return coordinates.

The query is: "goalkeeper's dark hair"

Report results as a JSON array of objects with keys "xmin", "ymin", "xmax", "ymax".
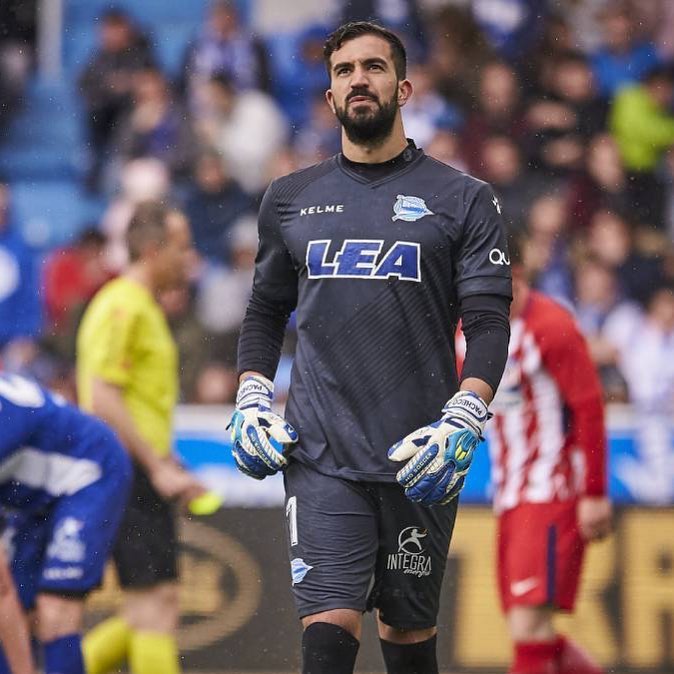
[
  {"xmin": 324, "ymin": 21, "xmax": 407, "ymax": 79},
  {"xmin": 126, "ymin": 200, "xmax": 171, "ymax": 262}
]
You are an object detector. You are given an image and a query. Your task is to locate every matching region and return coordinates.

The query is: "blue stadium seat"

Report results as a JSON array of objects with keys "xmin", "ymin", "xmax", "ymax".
[{"xmin": 10, "ymin": 181, "xmax": 106, "ymax": 249}]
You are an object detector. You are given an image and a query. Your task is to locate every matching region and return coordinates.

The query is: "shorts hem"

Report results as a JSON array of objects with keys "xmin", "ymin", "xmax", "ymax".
[
  {"xmin": 37, "ymin": 587, "xmax": 91, "ymax": 600},
  {"xmin": 297, "ymin": 600, "xmax": 366, "ymax": 620},
  {"xmin": 376, "ymin": 616, "xmax": 438, "ymax": 631},
  {"xmin": 117, "ymin": 573, "xmax": 179, "ymax": 590},
  {"xmin": 502, "ymin": 598, "xmax": 576, "ymax": 612}
]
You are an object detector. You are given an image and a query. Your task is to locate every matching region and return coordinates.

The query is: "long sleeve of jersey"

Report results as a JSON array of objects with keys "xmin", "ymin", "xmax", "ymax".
[
  {"xmin": 460, "ymin": 294, "xmax": 511, "ymax": 394},
  {"xmin": 538, "ymin": 319, "xmax": 607, "ymax": 496},
  {"xmin": 237, "ymin": 183, "xmax": 299, "ymax": 380}
]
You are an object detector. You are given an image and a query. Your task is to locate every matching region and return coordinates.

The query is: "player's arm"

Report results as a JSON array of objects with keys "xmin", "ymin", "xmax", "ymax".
[
  {"xmin": 82, "ymin": 306, "xmax": 203, "ymax": 501},
  {"xmin": 229, "ymin": 183, "xmax": 299, "ymax": 479},
  {"xmin": 0, "ymin": 544, "xmax": 35, "ymax": 674},
  {"xmin": 460, "ymin": 293, "xmax": 511, "ymax": 404},
  {"xmin": 539, "ymin": 318, "xmax": 612, "ymax": 541},
  {"xmin": 90, "ymin": 379, "xmax": 203, "ymax": 501},
  {"xmin": 389, "ymin": 183, "xmax": 512, "ymax": 505}
]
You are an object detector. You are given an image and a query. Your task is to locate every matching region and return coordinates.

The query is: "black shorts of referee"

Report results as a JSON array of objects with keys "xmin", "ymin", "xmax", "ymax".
[{"xmin": 113, "ymin": 464, "xmax": 178, "ymax": 588}]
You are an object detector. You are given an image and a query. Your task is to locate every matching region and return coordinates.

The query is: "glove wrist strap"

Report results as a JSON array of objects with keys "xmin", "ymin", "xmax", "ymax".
[
  {"xmin": 236, "ymin": 375, "xmax": 274, "ymax": 411},
  {"xmin": 442, "ymin": 390, "xmax": 490, "ymax": 436}
]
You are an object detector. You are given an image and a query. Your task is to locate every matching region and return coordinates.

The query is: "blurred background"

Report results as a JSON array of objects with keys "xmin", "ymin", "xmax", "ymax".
[{"xmin": 0, "ymin": 0, "xmax": 673, "ymax": 671}]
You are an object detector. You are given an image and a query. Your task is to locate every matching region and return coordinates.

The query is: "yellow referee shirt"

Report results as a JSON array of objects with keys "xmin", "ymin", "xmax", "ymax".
[{"xmin": 77, "ymin": 276, "xmax": 178, "ymax": 458}]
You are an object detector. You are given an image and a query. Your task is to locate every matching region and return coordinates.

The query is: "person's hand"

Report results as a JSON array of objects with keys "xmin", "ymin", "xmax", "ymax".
[
  {"xmin": 577, "ymin": 496, "xmax": 613, "ymax": 541},
  {"xmin": 150, "ymin": 459, "xmax": 206, "ymax": 502},
  {"xmin": 228, "ymin": 375, "xmax": 298, "ymax": 479},
  {"xmin": 388, "ymin": 391, "xmax": 490, "ymax": 505}
]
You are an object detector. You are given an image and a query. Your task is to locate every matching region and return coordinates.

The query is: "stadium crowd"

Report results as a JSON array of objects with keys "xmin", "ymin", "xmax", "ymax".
[{"xmin": 1, "ymin": 0, "xmax": 674, "ymax": 413}]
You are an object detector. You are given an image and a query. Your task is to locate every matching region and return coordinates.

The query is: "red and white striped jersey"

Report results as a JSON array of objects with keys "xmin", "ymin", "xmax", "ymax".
[{"xmin": 457, "ymin": 291, "xmax": 607, "ymax": 513}]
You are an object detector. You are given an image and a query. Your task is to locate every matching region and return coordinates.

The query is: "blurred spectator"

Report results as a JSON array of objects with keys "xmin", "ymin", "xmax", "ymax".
[
  {"xmin": 401, "ymin": 63, "xmax": 463, "ymax": 147},
  {"xmin": 0, "ymin": 183, "xmax": 40, "ymax": 351},
  {"xmin": 559, "ymin": 0, "xmax": 610, "ymax": 53},
  {"xmin": 161, "ymin": 284, "xmax": 218, "ymax": 402},
  {"xmin": 585, "ymin": 209, "xmax": 665, "ymax": 304},
  {"xmin": 523, "ymin": 11, "xmax": 577, "ymax": 95},
  {"xmin": 0, "ymin": 0, "xmax": 34, "ymax": 132},
  {"xmin": 524, "ymin": 51, "xmax": 606, "ymax": 175},
  {"xmin": 270, "ymin": 24, "xmax": 330, "ymax": 130},
  {"xmin": 112, "ymin": 67, "xmax": 194, "ymax": 183},
  {"xmin": 42, "ymin": 228, "xmax": 110, "ymax": 335},
  {"xmin": 461, "ymin": 60, "xmax": 525, "ymax": 174},
  {"xmin": 426, "ymin": 129, "xmax": 467, "ymax": 172},
  {"xmin": 471, "ymin": 0, "xmax": 547, "ymax": 63},
  {"xmin": 610, "ymin": 65, "xmax": 674, "ymax": 227},
  {"xmin": 609, "ymin": 285, "xmax": 674, "ymax": 503},
  {"xmin": 193, "ymin": 73, "xmax": 288, "ymax": 197},
  {"xmin": 266, "ymin": 145, "xmax": 303, "ymax": 180},
  {"xmin": 192, "ymin": 361, "xmax": 237, "ymax": 404},
  {"xmin": 183, "ymin": 150, "xmax": 253, "ymax": 264},
  {"xmin": 478, "ymin": 134, "xmax": 545, "ymax": 230},
  {"xmin": 196, "ymin": 216, "xmax": 258, "ymax": 365},
  {"xmin": 590, "ymin": 3, "xmax": 662, "ymax": 98},
  {"xmin": 573, "ymin": 254, "xmax": 639, "ymax": 401},
  {"xmin": 102, "ymin": 158, "xmax": 171, "ymax": 271},
  {"xmin": 78, "ymin": 9, "xmax": 155, "ymax": 189},
  {"xmin": 182, "ymin": 0, "xmax": 269, "ymax": 113},
  {"xmin": 567, "ymin": 133, "xmax": 631, "ymax": 229},
  {"xmin": 337, "ymin": 0, "xmax": 427, "ymax": 61},
  {"xmin": 294, "ymin": 93, "xmax": 341, "ymax": 164},
  {"xmin": 427, "ymin": 6, "xmax": 493, "ymax": 112},
  {"xmin": 524, "ymin": 192, "xmax": 574, "ymax": 303}
]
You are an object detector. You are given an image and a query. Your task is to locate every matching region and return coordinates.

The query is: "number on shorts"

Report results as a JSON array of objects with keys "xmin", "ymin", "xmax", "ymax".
[{"xmin": 286, "ymin": 496, "xmax": 298, "ymax": 547}]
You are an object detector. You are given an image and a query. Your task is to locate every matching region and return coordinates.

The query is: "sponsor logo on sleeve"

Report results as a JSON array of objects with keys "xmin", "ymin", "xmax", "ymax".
[{"xmin": 489, "ymin": 248, "xmax": 510, "ymax": 266}]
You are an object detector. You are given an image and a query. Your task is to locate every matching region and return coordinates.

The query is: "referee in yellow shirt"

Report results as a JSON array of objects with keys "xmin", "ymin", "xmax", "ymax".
[{"xmin": 77, "ymin": 202, "xmax": 205, "ymax": 674}]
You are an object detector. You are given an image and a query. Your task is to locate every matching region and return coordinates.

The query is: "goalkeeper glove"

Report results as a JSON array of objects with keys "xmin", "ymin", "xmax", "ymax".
[
  {"xmin": 388, "ymin": 390, "xmax": 490, "ymax": 505},
  {"xmin": 229, "ymin": 375, "xmax": 298, "ymax": 480}
]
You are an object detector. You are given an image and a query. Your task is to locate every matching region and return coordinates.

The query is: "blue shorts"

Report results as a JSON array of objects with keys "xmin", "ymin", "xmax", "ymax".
[
  {"xmin": 283, "ymin": 460, "xmax": 459, "ymax": 630},
  {"xmin": 4, "ymin": 424, "xmax": 131, "ymax": 608}
]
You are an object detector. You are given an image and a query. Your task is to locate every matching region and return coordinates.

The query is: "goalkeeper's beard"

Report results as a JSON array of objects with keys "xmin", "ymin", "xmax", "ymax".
[{"xmin": 334, "ymin": 91, "xmax": 399, "ymax": 147}]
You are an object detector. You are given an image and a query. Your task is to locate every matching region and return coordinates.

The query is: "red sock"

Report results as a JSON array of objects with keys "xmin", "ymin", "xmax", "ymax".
[
  {"xmin": 509, "ymin": 639, "xmax": 561, "ymax": 674},
  {"xmin": 557, "ymin": 635, "xmax": 604, "ymax": 674}
]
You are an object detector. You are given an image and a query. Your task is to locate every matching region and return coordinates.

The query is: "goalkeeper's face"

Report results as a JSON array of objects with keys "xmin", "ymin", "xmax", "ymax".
[{"xmin": 326, "ymin": 34, "xmax": 410, "ymax": 146}]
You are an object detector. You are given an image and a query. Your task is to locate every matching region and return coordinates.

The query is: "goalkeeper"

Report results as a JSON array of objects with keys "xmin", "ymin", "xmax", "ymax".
[{"xmin": 229, "ymin": 20, "xmax": 512, "ymax": 674}]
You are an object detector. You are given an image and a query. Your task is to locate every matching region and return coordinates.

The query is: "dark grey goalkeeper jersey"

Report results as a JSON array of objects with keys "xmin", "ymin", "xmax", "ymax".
[{"xmin": 238, "ymin": 144, "xmax": 511, "ymax": 482}]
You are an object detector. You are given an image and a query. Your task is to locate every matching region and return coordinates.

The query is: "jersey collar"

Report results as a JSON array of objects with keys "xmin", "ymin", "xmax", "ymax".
[{"xmin": 336, "ymin": 139, "xmax": 425, "ymax": 187}]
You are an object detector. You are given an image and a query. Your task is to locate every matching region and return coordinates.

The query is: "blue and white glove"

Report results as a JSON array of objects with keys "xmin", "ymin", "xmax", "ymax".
[
  {"xmin": 229, "ymin": 375, "xmax": 298, "ymax": 480},
  {"xmin": 388, "ymin": 391, "xmax": 490, "ymax": 505}
]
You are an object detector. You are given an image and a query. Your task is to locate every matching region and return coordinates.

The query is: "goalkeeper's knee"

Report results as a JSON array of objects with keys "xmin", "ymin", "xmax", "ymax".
[{"xmin": 302, "ymin": 622, "xmax": 359, "ymax": 674}]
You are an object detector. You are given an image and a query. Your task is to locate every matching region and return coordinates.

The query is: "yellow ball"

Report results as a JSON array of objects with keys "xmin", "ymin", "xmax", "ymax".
[{"xmin": 188, "ymin": 491, "xmax": 223, "ymax": 515}]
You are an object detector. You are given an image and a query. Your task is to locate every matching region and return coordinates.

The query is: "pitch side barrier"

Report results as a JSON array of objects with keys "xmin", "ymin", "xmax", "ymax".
[{"xmin": 83, "ymin": 405, "xmax": 674, "ymax": 672}]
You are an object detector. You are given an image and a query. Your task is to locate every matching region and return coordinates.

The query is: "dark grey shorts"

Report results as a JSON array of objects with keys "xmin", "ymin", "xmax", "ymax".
[{"xmin": 283, "ymin": 460, "xmax": 458, "ymax": 630}]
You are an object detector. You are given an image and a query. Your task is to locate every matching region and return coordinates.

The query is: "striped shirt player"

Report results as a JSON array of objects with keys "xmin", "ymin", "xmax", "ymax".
[
  {"xmin": 489, "ymin": 292, "xmax": 607, "ymax": 516},
  {"xmin": 458, "ymin": 273, "xmax": 611, "ymax": 674}
]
